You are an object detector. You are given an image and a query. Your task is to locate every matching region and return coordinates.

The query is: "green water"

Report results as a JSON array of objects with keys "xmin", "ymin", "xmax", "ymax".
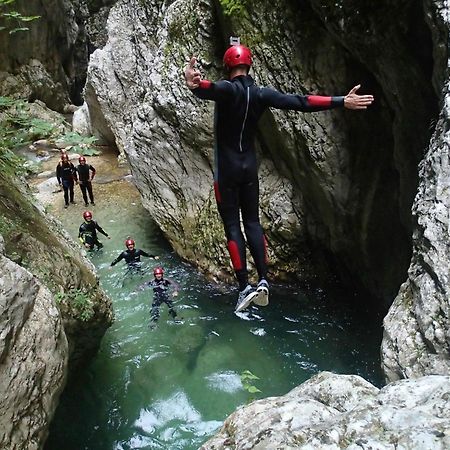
[{"xmin": 45, "ymin": 190, "xmax": 384, "ymax": 450}]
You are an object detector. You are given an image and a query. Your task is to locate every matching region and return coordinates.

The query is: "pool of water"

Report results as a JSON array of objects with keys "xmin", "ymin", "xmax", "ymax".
[{"xmin": 44, "ymin": 179, "xmax": 384, "ymax": 450}]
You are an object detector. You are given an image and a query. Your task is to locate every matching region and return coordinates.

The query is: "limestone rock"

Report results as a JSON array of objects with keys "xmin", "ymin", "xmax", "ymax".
[
  {"xmin": 381, "ymin": 1, "xmax": 450, "ymax": 382},
  {"xmin": 0, "ymin": 239, "xmax": 68, "ymax": 450},
  {"xmin": 201, "ymin": 372, "xmax": 450, "ymax": 449}
]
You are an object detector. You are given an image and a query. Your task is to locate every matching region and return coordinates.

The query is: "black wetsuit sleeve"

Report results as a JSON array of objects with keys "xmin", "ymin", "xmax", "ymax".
[
  {"xmin": 90, "ymin": 165, "xmax": 96, "ymax": 179},
  {"xmin": 56, "ymin": 164, "xmax": 62, "ymax": 184},
  {"xmin": 139, "ymin": 249, "xmax": 155, "ymax": 258},
  {"xmin": 95, "ymin": 222, "xmax": 108, "ymax": 237},
  {"xmin": 259, "ymin": 87, "xmax": 344, "ymax": 112},
  {"xmin": 78, "ymin": 224, "xmax": 83, "ymax": 239},
  {"xmin": 166, "ymin": 278, "xmax": 179, "ymax": 291},
  {"xmin": 111, "ymin": 252, "xmax": 125, "ymax": 266},
  {"xmin": 191, "ymin": 79, "xmax": 234, "ymax": 102},
  {"xmin": 71, "ymin": 163, "xmax": 78, "ymax": 181}
]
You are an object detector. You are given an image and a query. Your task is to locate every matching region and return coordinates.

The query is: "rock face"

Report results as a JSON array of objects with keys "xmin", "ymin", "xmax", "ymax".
[
  {"xmin": 83, "ymin": 0, "xmax": 440, "ymax": 303},
  {"xmin": 381, "ymin": 1, "xmax": 450, "ymax": 382},
  {"xmin": 0, "ymin": 0, "xmax": 117, "ymax": 110},
  {"xmin": 201, "ymin": 371, "xmax": 450, "ymax": 449},
  {"xmin": 0, "ymin": 235, "xmax": 68, "ymax": 449}
]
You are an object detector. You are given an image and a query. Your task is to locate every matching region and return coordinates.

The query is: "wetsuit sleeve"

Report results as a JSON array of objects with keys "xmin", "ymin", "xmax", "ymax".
[
  {"xmin": 111, "ymin": 252, "xmax": 125, "ymax": 266},
  {"xmin": 191, "ymin": 79, "xmax": 234, "ymax": 102},
  {"xmin": 56, "ymin": 164, "xmax": 61, "ymax": 184},
  {"xmin": 95, "ymin": 222, "xmax": 109, "ymax": 237},
  {"xmin": 78, "ymin": 224, "xmax": 83, "ymax": 239},
  {"xmin": 259, "ymin": 87, "xmax": 344, "ymax": 112},
  {"xmin": 139, "ymin": 249, "xmax": 156, "ymax": 258},
  {"xmin": 90, "ymin": 165, "xmax": 96, "ymax": 179},
  {"xmin": 71, "ymin": 163, "xmax": 78, "ymax": 181},
  {"xmin": 166, "ymin": 278, "xmax": 180, "ymax": 291}
]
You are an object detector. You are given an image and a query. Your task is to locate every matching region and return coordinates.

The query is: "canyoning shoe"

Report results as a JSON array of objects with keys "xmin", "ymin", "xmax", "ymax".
[
  {"xmin": 64, "ymin": 203, "xmax": 69, "ymax": 208},
  {"xmin": 253, "ymin": 279, "xmax": 269, "ymax": 306},
  {"xmin": 84, "ymin": 202, "xmax": 89, "ymax": 207},
  {"xmin": 235, "ymin": 285, "xmax": 258, "ymax": 313},
  {"xmin": 91, "ymin": 201, "xmax": 95, "ymax": 206}
]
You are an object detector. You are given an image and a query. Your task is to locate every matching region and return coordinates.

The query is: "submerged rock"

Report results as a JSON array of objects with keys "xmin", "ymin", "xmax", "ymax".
[{"xmin": 201, "ymin": 372, "xmax": 450, "ymax": 449}]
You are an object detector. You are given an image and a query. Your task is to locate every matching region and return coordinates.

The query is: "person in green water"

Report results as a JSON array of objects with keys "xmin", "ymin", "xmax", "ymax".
[{"xmin": 140, "ymin": 266, "xmax": 180, "ymax": 327}]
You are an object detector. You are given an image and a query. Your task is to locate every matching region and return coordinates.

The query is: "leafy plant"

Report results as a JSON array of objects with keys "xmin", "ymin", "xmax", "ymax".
[
  {"xmin": 59, "ymin": 131, "xmax": 100, "ymax": 156},
  {"xmin": 241, "ymin": 370, "xmax": 262, "ymax": 401},
  {"xmin": 55, "ymin": 288, "xmax": 95, "ymax": 322},
  {"xmin": 0, "ymin": 0, "xmax": 40, "ymax": 34},
  {"xmin": 218, "ymin": 0, "xmax": 247, "ymax": 16}
]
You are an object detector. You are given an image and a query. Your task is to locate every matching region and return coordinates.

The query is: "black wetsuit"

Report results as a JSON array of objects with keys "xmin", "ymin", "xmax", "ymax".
[
  {"xmin": 144, "ymin": 278, "xmax": 178, "ymax": 323},
  {"xmin": 110, "ymin": 249, "xmax": 156, "ymax": 268},
  {"xmin": 56, "ymin": 162, "xmax": 78, "ymax": 205},
  {"xmin": 76, "ymin": 163, "xmax": 96, "ymax": 205},
  {"xmin": 78, "ymin": 220, "xmax": 108, "ymax": 250},
  {"xmin": 192, "ymin": 75, "xmax": 344, "ymax": 289}
]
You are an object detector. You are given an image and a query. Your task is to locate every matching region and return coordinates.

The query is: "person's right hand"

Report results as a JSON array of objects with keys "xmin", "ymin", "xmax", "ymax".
[{"xmin": 185, "ymin": 57, "xmax": 201, "ymax": 89}]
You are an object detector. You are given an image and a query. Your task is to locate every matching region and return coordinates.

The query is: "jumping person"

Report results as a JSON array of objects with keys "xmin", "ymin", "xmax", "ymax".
[
  {"xmin": 184, "ymin": 38, "xmax": 374, "ymax": 312},
  {"xmin": 76, "ymin": 156, "xmax": 96, "ymax": 207},
  {"xmin": 78, "ymin": 210, "xmax": 110, "ymax": 250},
  {"xmin": 110, "ymin": 238, "xmax": 159, "ymax": 270},
  {"xmin": 140, "ymin": 267, "xmax": 179, "ymax": 327},
  {"xmin": 56, "ymin": 153, "xmax": 78, "ymax": 208}
]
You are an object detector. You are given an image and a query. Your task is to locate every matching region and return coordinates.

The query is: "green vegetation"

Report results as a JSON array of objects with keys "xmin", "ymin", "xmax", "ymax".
[
  {"xmin": 0, "ymin": 96, "xmax": 100, "ymax": 177},
  {"xmin": 218, "ymin": 0, "xmax": 247, "ymax": 16},
  {"xmin": 55, "ymin": 288, "xmax": 95, "ymax": 322},
  {"xmin": 0, "ymin": 0, "xmax": 40, "ymax": 34},
  {"xmin": 59, "ymin": 131, "xmax": 100, "ymax": 156},
  {"xmin": 241, "ymin": 370, "xmax": 262, "ymax": 402}
]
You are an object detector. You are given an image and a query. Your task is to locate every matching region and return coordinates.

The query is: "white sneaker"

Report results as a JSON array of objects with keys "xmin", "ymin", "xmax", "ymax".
[
  {"xmin": 253, "ymin": 279, "xmax": 269, "ymax": 306},
  {"xmin": 235, "ymin": 285, "xmax": 258, "ymax": 312}
]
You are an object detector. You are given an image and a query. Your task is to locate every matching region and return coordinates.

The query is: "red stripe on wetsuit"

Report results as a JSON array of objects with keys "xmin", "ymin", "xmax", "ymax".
[
  {"xmin": 307, "ymin": 95, "xmax": 333, "ymax": 107},
  {"xmin": 199, "ymin": 80, "xmax": 212, "ymax": 89},
  {"xmin": 227, "ymin": 240, "xmax": 242, "ymax": 270}
]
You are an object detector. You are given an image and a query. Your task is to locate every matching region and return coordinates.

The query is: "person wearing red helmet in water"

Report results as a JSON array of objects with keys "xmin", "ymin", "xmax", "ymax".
[
  {"xmin": 56, "ymin": 152, "xmax": 78, "ymax": 208},
  {"xmin": 78, "ymin": 210, "xmax": 110, "ymax": 250},
  {"xmin": 76, "ymin": 156, "xmax": 96, "ymax": 207},
  {"xmin": 140, "ymin": 266, "xmax": 180, "ymax": 327},
  {"xmin": 110, "ymin": 238, "xmax": 159, "ymax": 269},
  {"xmin": 184, "ymin": 37, "xmax": 374, "ymax": 313}
]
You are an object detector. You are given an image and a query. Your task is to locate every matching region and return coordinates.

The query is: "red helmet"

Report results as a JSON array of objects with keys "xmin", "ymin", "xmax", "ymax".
[
  {"xmin": 223, "ymin": 44, "xmax": 252, "ymax": 70},
  {"xmin": 61, "ymin": 153, "xmax": 69, "ymax": 161},
  {"xmin": 153, "ymin": 267, "xmax": 164, "ymax": 276},
  {"xmin": 83, "ymin": 211, "xmax": 92, "ymax": 220},
  {"xmin": 79, "ymin": 156, "xmax": 86, "ymax": 163},
  {"xmin": 125, "ymin": 239, "xmax": 135, "ymax": 247}
]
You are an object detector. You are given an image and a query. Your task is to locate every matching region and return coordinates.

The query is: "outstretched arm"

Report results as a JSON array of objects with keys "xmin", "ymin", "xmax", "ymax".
[
  {"xmin": 184, "ymin": 56, "xmax": 233, "ymax": 101},
  {"xmin": 343, "ymin": 85, "xmax": 374, "ymax": 109}
]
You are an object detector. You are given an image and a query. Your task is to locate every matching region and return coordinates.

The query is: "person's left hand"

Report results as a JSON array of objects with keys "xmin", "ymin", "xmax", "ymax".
[
  {"xmin": 172, "ymin": 291, "xmax": 178, "ymax": 297},
  {"xmin": 344, "ymin": 85, "xmax": 374, "ymax": 109},
  {"xmin": 153, "ymin": 255, "xmax": 160, "ymax": 260},
  {"xmin": 185, "ymin": 57, "xmax": 201, "ymax": 89}
]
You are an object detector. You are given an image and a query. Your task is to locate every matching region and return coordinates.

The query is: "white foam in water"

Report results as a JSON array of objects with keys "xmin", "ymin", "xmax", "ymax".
[
  {"xmin": 133, "ymin": 391, "xmax": 222, "ymax": 445},
  {"xmin": 135, "ymin": 391, "xmax": 201, "ymax": 432},
  {"xmin": 250, "ymin": 328, "xmax": 266, "ymax": 336},
  {"xmin": 205, "ymin": 371, "xmax": 242, "ymax": 393}
]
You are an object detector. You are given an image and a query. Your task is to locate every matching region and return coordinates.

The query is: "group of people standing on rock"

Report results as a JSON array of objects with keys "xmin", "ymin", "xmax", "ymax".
[{"xmin": 56, "ymin": 152, "xmax": 96, "ymax": 208}]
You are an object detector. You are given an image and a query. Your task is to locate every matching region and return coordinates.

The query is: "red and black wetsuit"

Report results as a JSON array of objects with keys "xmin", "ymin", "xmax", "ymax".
[{"xmin": 191, "ymin": 74, "xmax": 344, "ymax": 289}]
